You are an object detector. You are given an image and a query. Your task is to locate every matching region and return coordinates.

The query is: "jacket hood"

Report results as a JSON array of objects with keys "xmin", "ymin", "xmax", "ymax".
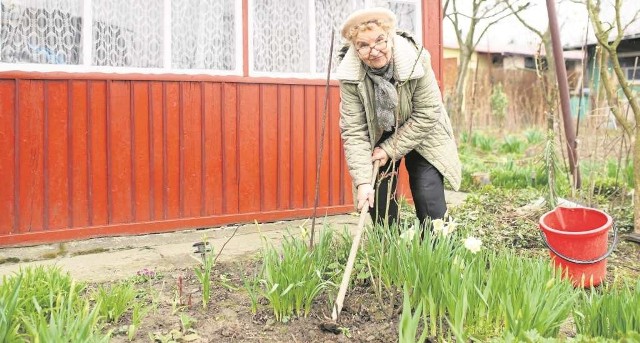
[{"xmin": 336, "ymin": 34, "xmax": 426, "ymax": 82}]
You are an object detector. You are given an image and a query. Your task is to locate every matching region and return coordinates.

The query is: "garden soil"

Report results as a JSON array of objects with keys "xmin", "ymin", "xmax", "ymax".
[{"xmin": 2, "ymin": 190, "xmax": 637, "ymax": 342}]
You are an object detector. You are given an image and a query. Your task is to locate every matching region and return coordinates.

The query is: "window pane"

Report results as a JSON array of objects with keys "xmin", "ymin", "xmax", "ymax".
[
  {"xmin": 315, "ymin": 0, "xmax": 364, "ymax": 73},
  {"xmin": 619, "ymin": 56, "xmax": 640, "ymax": 69},
  {"xmin": 92, "ymin": 0, "xmax": 163, "ymax": 67},
  {"xmin": 380, "ymin": 1, "xmax": 418, "ymax": 37},
  {"xmin": 1, "ymin": 0, "xmax": 82, "ymax": 64},
  {"xmin": 252, "ymin": 0, "xmax": 309, "ymax": 73},
  {"xmin": 172, "ymin": 0, "xmax": 235, "ymax": 70}
]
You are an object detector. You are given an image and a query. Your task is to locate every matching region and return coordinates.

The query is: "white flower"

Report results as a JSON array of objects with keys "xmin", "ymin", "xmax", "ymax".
[
  {"xmin": 433, "ymin": 217, "xmax": 457, "ymax": 237},
  {"xmin": 447, "ymin": 219, "xmax": 458, "ymax": 233},
  {"xmin": 432, "ymin": 219, "xmax": 445, "ymax": 233},
  {"xmin": 463, "ymin": 236, "xmax": 482, "ymax": 254},
  {"xmin": 400, "ymin": 228, "xmax": 416, "ymax": 241}
]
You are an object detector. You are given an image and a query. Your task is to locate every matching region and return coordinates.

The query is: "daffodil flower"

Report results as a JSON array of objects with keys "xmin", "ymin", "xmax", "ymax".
[
  {"xmin": 463, "ymin": 236, "xmax": 482, "ymax": 253},
  {"xmin": 432, "ymin": 219, "xmax": 444, "ymax": 233},
  {"xmin": 400, "ymin": 228, "xmax": 416, "ymax": 241},
  {"xmin": 446, "ymin": 219, "xmax": 457, "ymax": 233}
]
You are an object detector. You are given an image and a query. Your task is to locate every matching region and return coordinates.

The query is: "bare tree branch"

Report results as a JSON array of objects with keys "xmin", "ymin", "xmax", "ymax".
[
  {"xmin": 506, "ymin": 1, "xmax": 544, "ymax": 38},
  {"xmin": 472, "ymin": 5, "xmax": 529, "ymax": 49},
  {"xmin": 621, "ymin": 8, "xmax": 640, "ymax": 32}
]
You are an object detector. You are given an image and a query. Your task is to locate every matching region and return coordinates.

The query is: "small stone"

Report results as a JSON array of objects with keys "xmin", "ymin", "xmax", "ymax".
[
  {"xmin": 220, "ymin": 327, "xmax": 233, "ymax": 337},
  {"xmin": 219, "ymin": 308, "xmax": 238, "ymax": 321},
  {"xmin": 366, "ymin": 335, "xmax": 376, "ymax": 341},
  {"xmin": 263, "ymin": 318, "xmax": 275, "ymax": 331}
]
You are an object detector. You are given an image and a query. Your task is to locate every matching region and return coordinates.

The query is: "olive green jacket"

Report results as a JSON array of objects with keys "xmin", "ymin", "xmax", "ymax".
[{"xmin": 337, "ymin": 33, "xmax": 462, "ymax": 190}]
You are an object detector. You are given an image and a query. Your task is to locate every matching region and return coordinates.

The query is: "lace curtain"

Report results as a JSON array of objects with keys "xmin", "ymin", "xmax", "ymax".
[
  {"xmin": 384, "ymin": 1, "xmax": 418, "ymax": 38},
  {"xmin": 252, "ymin": 0, "xmax": 310, "ymax": 73},
  {"xmin": 253, "ymin": 0, "xmax": 419, "ymax": 74},
  {"xmin": 1, "ymin": 0, "xmax": 419, "ymax": 73},
  {"xmin": 172, "ymin": 0, "xmax": 235, "ymax": 70},
  {"xmin": 1, "ymin": 0, "xmax": 82, "ymax": 64},
  {"xmin": 92, "ymin": 0, "xmax": 163, "ymax": 68},
  {"xmin": 315, "ymin": 0, "xmax": 364, "ymax": 73},
  {"xmin": 1, "ymin": 0, "xmax": 236, "ymax": 70}
]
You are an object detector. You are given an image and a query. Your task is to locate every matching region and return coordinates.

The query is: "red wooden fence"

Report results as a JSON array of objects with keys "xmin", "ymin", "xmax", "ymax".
[{"xmin": 0, "ymin": 75, "xmax": 359, "ymax": 246}]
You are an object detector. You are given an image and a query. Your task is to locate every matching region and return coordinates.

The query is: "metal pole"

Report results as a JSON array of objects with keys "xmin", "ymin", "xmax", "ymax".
[
  {"xmin": 309, "ymin": 28, "xmax": 335, "ymax": 249},
  {"xmin": 546, "ymin": 0, "xmax": 581, "ymax": 188}
]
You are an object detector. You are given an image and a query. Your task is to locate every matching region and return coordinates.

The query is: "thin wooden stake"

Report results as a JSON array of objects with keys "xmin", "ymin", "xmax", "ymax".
[{"xmin": 310, "ymin": 28, "xmax": 335, "ymax": 249}]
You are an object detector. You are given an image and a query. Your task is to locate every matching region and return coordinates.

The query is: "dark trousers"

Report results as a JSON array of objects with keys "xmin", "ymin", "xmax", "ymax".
[{"xmin": 369, "ymin": 135, "xmax": 447, "ymax": 227}]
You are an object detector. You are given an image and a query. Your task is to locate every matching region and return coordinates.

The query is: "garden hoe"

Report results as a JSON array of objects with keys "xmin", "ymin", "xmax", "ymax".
[{"xmin": 320, "ymin": 160, "xmax": 380, "ymax": 333}]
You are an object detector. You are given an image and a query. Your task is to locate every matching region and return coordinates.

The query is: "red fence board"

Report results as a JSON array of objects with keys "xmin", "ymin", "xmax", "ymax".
[
  {"xmin": 304, "ymin": 86, "xmax": 317, "ymax": 209},
  {"xmin": 0, "ymin": 81, "xmax": 15, "ymax": 235},
  {"xmin": 109, "ymin": 81, "xmax": 135, "ymax": 224},
  {"xmin": 89, "ymin": 81, "xmax": 108, "ymax": 226},
  {"xmin": 132, "ymin": 82, "xmax": 152, "ymax": 222},
  {"xmin": 237, "ymin": 84, "xmax": 261, "ymax": 213},
  {"xmin": 222, "ymin": 83, "xmax": 239, "ymax": 214},
  {"xmin": 18, "ymin": 81, "xmax": 45, "ymax": 233},
  {"xmin": 261, "ymin": 85, "xmax": 279, "ymax": 212},
  {"xmin": 290, "ymin": 85, "xmax": 305, "ymax": 210},
  {"xmin": 164, "ymin": 82, "xmax": 181, "ymax": 220},
  {"xmin": 70, "ymin": 81, "xmax": 89, "ymax": 228},
  {"xmin": 150, "ymin": 82, "xmax": 164, "ymax": 221},
  {"xmin": 203, "ymin": 83, "xmax": 223, "ymax": 216},
  {"xmin": 277, "ymin": 85, "xmax": 292, "ymax": 210},
  {"xmin": 181, "ymin": 82, "xmax": 203, "ymax": 218},
  {"xmin": 46, "ymin": 81, "xmax": 70, "ymax": 230}
]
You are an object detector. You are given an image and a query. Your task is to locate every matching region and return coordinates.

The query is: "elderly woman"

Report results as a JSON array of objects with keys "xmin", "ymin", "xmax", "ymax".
[{"xmin": 337, "ymin": 7, "xmax": 461, "ymax": 227}]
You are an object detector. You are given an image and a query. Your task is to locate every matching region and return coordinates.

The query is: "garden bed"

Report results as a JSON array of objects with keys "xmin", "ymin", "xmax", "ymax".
[{"xmin": 2, "ymin": 189, "xmax": 639, "ymax": 343}]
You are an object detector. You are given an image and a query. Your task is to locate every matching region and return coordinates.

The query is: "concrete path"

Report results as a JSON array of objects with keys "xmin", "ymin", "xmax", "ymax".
[{"xmin": 0, "ymin": 191, "xmax": 467, "ymax": 283}]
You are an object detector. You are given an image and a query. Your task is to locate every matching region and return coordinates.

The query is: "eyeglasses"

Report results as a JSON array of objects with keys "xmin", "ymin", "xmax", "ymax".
[{"xmin": 356, "ymin": 36, "xmax": 389, "ymax": 56}]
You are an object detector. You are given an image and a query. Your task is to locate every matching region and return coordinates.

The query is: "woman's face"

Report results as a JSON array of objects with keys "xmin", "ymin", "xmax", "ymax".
[{"xmin": 354, "ymin": 25, "xmax": 392, "ymax": 69}]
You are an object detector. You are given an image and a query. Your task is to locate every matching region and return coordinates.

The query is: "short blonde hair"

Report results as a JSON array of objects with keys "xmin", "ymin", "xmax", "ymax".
[{"xmin": 345, "ymin": 19, "xmax": 394, "ymax": 42}]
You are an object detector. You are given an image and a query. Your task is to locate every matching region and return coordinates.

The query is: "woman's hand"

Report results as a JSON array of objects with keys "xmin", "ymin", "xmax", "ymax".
[
  {"xmin": 356, "ymin": 184, "xmax": 375, "ymax": 210},
  {"xmin": 372, "ymin": 147, "xmax": 389, "ymax": 166}
]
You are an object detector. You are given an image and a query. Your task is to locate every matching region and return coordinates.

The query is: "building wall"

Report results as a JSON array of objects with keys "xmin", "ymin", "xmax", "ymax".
[
  {"xmin": 0, "ymin": 0, "xmax": 443, "ymax": 246},
  {"xmin": 503, "ymin": 56, "xmax": 526, "ymax": 70}
]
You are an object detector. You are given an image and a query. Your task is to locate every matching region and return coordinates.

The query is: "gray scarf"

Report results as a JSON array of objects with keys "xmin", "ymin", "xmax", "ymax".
[{"xmin": 367, "ymin": 61, "xmax": 398, "ymax": 132}]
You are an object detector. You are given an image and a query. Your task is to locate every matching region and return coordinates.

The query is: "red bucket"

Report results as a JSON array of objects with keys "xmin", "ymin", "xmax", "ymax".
[{"xmin": 539, "ymin": 206, "xmax": 618, "ymax": 287}]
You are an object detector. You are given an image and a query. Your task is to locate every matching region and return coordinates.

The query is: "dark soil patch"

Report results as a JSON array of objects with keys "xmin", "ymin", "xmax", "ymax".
[
  {"xmin": 108, "ymin": 259, "xmax": 405, "ymax": 343},
  {"xmin": 105, "ymin": 239, "xmax": 639, "ymax": 343}
]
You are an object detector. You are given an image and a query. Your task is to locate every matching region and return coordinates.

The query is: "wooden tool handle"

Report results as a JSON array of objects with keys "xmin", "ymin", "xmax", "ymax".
[{"xmin": 331, "ymin": 159, "xmax": 380, "ymax": 321}]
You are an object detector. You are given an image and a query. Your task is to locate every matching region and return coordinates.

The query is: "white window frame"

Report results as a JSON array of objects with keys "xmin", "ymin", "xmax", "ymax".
[
  {"xmin": 0, "ymin": 0, "xmax": 243, "ymax": 75},
  {"xmin": 248, "ymin": 0, "xmax": 422, "ymax": 79}
]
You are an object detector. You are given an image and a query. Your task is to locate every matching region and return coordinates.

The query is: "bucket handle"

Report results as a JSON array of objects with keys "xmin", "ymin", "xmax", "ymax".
[{"xmin": 539, "ymin": 224, "xmax": 619, "ymax": 265}]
